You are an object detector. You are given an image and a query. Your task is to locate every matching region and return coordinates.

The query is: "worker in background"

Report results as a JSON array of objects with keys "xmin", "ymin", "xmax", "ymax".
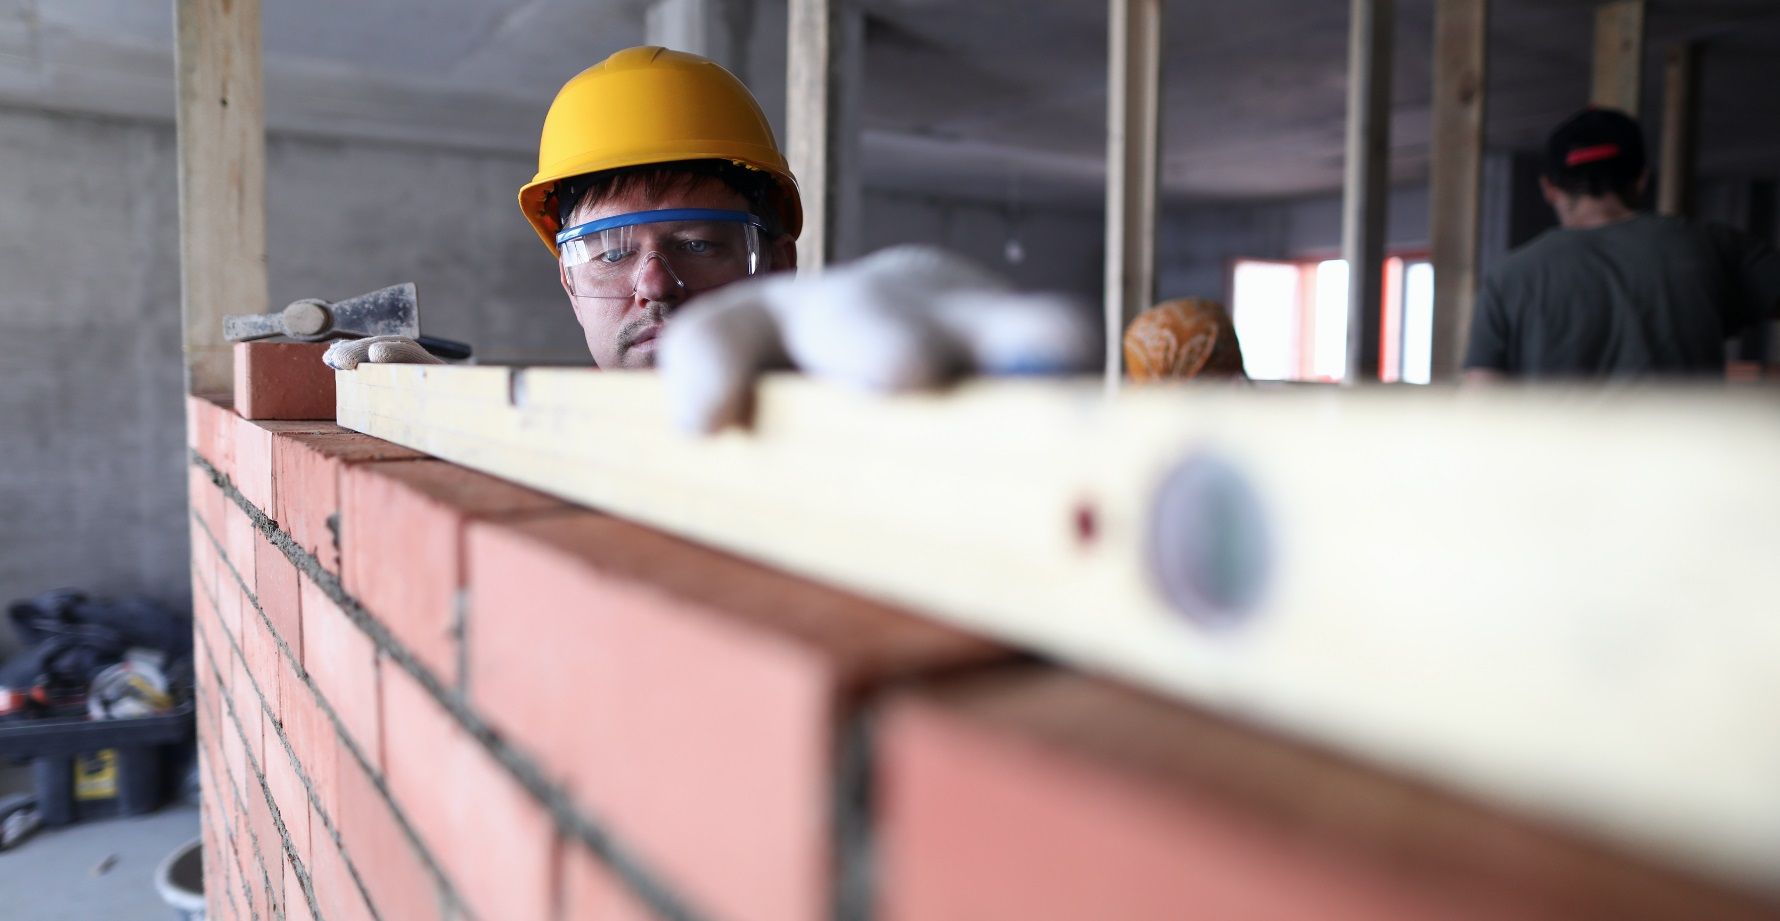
[
  {"xmin": 329, "ymin": 46, "xmax": 1098, "ymax": 430},
  {"xmin": 1464, "ymin": 108, "xmax": 1780, "ymax": 382}
]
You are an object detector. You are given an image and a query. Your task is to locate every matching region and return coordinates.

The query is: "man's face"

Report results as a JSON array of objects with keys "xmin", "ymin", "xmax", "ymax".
[{"xmin": 560, "ymin": 178, "xmax": 780, "ymax": 369}]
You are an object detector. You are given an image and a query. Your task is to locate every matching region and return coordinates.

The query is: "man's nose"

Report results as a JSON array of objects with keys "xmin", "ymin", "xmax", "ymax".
[{"xmin": 634, "ymin": 253, "xmax": 685, "ymax": 303}]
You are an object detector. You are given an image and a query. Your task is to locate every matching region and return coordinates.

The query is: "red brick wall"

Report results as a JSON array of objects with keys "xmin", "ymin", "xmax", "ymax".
[{"xmin": 185, "ymin": 375, "xmax": 1769, "ymax": 921}]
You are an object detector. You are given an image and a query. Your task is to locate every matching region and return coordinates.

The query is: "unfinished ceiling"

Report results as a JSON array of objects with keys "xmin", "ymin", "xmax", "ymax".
[{"xmin": 3, "ymin": 0, "xmax": 1777, "ymax": 207}]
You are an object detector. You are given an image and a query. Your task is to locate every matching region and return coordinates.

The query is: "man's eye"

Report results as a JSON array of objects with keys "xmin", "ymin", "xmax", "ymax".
[
  {"xmin": 679, "ymin": 239, "xmax": 713, "ymax": 255},
  {"xmin": 598, "ymin": 249, "xmax": 630, "ymax": 264}
]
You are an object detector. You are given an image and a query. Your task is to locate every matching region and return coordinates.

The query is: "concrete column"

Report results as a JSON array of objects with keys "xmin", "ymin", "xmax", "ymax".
[
  {"xmin": 1341, "ymin": 0, "xmax": 1395, "ymax": 384},
  {"xmin": 645, "ymin": 0, "xmax": 787, "ymax": 139},
  {"xmin": 1104, "ymin": 0, "xmax": 1163, "ymax": 388}
]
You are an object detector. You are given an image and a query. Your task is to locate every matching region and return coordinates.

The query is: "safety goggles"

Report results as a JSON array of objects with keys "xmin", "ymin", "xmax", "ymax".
[{"xmin": 556, "ymin": 208, "xmax": 765, "ymax": 299}]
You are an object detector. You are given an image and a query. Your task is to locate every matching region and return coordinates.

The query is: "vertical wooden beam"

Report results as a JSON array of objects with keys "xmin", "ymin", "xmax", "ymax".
[
  {"xmin": 1590, "ymin": 0, "xmax": 1645, "ymax": 114},
  {"xmin": 176, "ymin": 0, "xmax": 267, "ymax": 397},
  {"xmin": 1342, "ymin": 0, "xmax": 1395, "ymax": 384},
  {"xmin": 1658, "ymin": 43, "xmax": 1699, "ymax": 217},
  {"xmin": 787, "ymin": 0, "xmax": 861, "ymax": 272},
  {"xmin": 1104, "ymin": 0, "xmax": 1162, "ymax": 388},
  {"xmin": 1428, "ymin": 0, "xmax": 1488, "ymax": 381}
]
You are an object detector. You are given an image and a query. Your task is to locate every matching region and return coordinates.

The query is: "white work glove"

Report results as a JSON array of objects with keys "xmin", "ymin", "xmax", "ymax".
[
  {"xmin": 322, "ymin": 336, "xmax": 446, "ymax": 371},
  {"xmin": 658, "ymin": 245, "xmax": 1099, "ymax": 432}
]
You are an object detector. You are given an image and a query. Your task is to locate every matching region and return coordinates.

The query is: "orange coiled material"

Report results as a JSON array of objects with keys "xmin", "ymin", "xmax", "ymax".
[{"xmin": 1122, "ymin": 298, "xmax": 1246, "ymax": 381}]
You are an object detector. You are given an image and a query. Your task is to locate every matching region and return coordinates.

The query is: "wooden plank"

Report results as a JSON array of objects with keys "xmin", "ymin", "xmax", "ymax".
[
  {"xmin": 339, "ymin": 364, "xmax": 1780, "ymax": 894},
  {"xmin": 1104, "ymin": 0, "xmax": 1162, "ymax": 389},
  {"xmin": 1658, "ymin": 43, "xmax": 1699, "ymax": 217},
  {"xmin": 1591, "ymin": 0, "xmax": 1646, "ymax": 114},
  {"xmin": 1341, "ymin": 0, "xmax": 1395, "ymax": 384},
  {"xmin": 786, "ymin": 0, "xmax": 861, "ymax": 271},
  {"xmin": 1427, "ymin": 0, "xmax": 1488, "ymax": 380},
  {"xmin": 175, "ymin": 0, "xmax": 267, "ymax": 397}
]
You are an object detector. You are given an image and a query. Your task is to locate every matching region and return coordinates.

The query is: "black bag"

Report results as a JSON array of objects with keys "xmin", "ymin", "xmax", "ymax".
[{"xmin": 0, "ymin": 590, "xmax": 191, "ymax": 698}]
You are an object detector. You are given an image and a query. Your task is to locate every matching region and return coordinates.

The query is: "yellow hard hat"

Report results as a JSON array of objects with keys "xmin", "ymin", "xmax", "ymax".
[{"xmin": 518, "ymin": 46, "xmax": 802, "ymax": 256}]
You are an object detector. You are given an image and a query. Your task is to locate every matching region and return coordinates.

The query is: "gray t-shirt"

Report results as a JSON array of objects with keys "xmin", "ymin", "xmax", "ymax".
[{"xmin": 1465, "ymin": 215, "xmax": 1780, "ymax": 376}]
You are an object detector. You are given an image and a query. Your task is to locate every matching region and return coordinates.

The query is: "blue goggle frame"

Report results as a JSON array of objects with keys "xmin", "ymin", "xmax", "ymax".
[{"xmin": 556, "ymin": 208, "xmax": 767, "ymax": 248}]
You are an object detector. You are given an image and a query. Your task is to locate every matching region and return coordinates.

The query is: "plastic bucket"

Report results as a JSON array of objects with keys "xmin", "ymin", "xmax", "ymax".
[{"xmin": 155, "ymin": 837, "xmax": 205, "ymax": 921}]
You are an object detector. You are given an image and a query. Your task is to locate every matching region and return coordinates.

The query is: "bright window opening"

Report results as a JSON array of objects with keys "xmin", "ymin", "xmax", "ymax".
[{"xmin": 1230, "ymin": 256, "xmax": 1434, "ymax": 383}]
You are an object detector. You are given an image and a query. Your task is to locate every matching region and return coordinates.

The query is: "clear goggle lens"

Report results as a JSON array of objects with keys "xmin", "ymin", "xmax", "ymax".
[{"xmin": 557, "ymin": 209, "xmax": 764, "ymax": 299}]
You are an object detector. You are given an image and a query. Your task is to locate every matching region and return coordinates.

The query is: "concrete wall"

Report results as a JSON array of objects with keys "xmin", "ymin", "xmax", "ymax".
[
  {"xmin": 1156, "ymin": 185, "xmax": 1434, "ymax": 306},
  {"xmin": 0, "ymin": 103, "xmax": 586, "ymax": 654},
  {"xmin": 861, "ymin": 190, "xmax": 1104, "ymax": 301}
]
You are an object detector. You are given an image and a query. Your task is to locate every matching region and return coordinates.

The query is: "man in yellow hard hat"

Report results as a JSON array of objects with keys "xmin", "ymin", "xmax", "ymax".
[
  {"xmin": 327, "ymin": 46, "xmax": 800, "ymax": 371},
  {"xmin": 518, "ymin": 46, "xmax": 802, "ymax": 369}
]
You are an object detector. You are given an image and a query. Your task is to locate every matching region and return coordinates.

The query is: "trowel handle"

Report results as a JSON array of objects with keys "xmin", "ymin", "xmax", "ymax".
[{"xmin": 416, "ymin": 335, "xmax": 473, "ymax": 361}]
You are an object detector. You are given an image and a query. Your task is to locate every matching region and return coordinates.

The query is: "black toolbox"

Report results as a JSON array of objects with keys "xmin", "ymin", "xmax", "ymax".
[{"xmin": 0, "ymin": 705, "xmax": 194, "ymax": 825}]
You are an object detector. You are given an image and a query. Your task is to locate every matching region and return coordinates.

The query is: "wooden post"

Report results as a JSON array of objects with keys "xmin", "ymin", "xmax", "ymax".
[
  {"xmin": 1104, "ymin": 0, "xmax": 1162, "ymax": 389},
  {"xmin": 1341, "ymin": 0, "xmax": 1395, "ymax": 384},
  {"xmin": 1658, "ymin": 43, "xmax": 1699, "ymax": 217},
  {"xmin": 1428, "ymin": 0, "xmax": 1488, "ymax": 381},
  {"xmin": 786, "ymin": 0, "xmax": 861, "ymax": 271},
  {"xmin": 1590, "ymin": 0, "xmax": 1646, "ymax": 114},
  {"xmin": 175, "ymin": 0, "xmax": 267, "ymax": 398}
]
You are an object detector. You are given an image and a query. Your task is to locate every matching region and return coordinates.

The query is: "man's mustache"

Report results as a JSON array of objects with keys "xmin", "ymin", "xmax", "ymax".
[{"xmin": 618, "ymin": 303, "xmax": 673, "ymax": 352}]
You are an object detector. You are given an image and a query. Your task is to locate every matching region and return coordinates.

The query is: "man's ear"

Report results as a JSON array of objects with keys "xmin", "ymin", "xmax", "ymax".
[
  {"xmin": 1538, "ymin": 175, "xmax": 1563, "ymax": 210},
  {"xmin": 1636, "ymin": 169, "xmax": 1652, "ymax": 197},
  {"xmin": 559, "ymin": 258, "xmax": 573, "ymax": 296}
]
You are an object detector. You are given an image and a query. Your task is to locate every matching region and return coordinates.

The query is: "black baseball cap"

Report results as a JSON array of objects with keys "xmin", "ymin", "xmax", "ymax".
[{"xmin": 1545, "ymin": 107, "xmax": 1646, "ymax": 179}]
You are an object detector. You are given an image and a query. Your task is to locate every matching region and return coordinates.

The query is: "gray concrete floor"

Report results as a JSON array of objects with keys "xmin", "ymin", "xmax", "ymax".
[{"xmin": 0, "ymin": 801, "xmax": 200, "ymax": 921}]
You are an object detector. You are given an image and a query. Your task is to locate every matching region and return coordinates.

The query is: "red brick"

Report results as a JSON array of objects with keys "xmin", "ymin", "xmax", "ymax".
[
  {"xmin": 192, "ymin": 581, "xmax": 218, "ymax": 664},
  {"xmin": 299, "ymin": 573, "xmax": 382, "ymax": 772},
  {"xmin": 238, "ymin": 856, "xmax": 259, "ymax": 921},
  {"xmin": 335, "ymin": 738, "xmax": 444, "ymax": 921},
  {"xmin": 308, "ymin": 810, "xmax": 377, "ymax": 921},
  {"xmin": 187, "ymin": 393, "xmax": 236, "ymax": 476},
  {"xmin": 224, "ymin": 502, "xmax": 257, "ymax": 597},
  {"xmin": 876, "ymin": 669, "xmax": 1769, "ymax": 921},
  {"xmin": 189, "ymin": 462, "xmax": 227, "ymax": 535},
  {"xmin": 191, "ymin": 533, "xmax": 218, "ymax": 625},
  {"xmin": 242, "ymin": 601, "xmax": 282, "ymax": 721},
  {"xmin": 230, "ymin": 630, "xmax": 266, "ymax": 770},
  {"xmin": 285, "ymin": 855, "xmax": 317, "ymax": 921},
  {"xmin": 279, "ymin": 655, "xmax": 338, "ymax": 815},
  {"xmin": 254, "ymin": 531, "xmax": 301, "ymax": 662},
  {"xmin": 245, "ymin": 774, "xmax": 282, "ymax": 912},
  {"xmin": 194, "ymin": 631, "xmax": 218, "ymax": 734},
  {"xmin": 265, "ymin": 738, "xmax": 311, "ymax": 865},
  {"xmin": 381, "ymin": 662, "xmax": 553, "ymax": 921},
  {"xmin": 273, "ymin": 432, "xmax": 425, "ymax": 577},
  {"xmin": 217, "ymin": 580, "xmax": 245, "ymax": 647},
  {"xmin": 234, "ymin": 418, "xmax": 343, "ymax": 518},
  {"xmin": 225, "ymin": 856, "xmax": 247, "ymax": 921},
  {"xmin": 341, "ymin": 460, "xmax": 563, "ymax": 685},
  {"xmin": 235, "ymin": 341, "xmax": 337, "ymax": 421},
  {"xmin": 200, "ymin": 812, "xmax": 223, "ymax": 911},
  {"xmin": 465, "ymin": 513, "xmax": 1005, "ymax": 921},
  {"xmin": 561, "ymin": 844, "xmax": 656, "ymax": 921}
]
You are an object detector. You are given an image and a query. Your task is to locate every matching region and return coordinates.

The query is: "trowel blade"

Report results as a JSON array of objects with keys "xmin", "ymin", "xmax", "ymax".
[{"xmin": 329, "ymin": 283, "xmax": 419, "ymax": 338}]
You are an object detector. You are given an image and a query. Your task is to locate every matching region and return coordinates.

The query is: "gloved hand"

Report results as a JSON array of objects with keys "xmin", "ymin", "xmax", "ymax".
[
  {"xmin": 658, "ymin": 245, "xmax": 1100, "ymax": 432},
  {"xmin": 322, "ymin": 336, "xmax": 446, "ymax": 371}
]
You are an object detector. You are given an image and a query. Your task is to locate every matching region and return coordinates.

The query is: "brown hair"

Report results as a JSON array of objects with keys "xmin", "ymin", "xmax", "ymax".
[{"xmin": 555, "ymin": 159, "xmax": 782, "ymax": 235}]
